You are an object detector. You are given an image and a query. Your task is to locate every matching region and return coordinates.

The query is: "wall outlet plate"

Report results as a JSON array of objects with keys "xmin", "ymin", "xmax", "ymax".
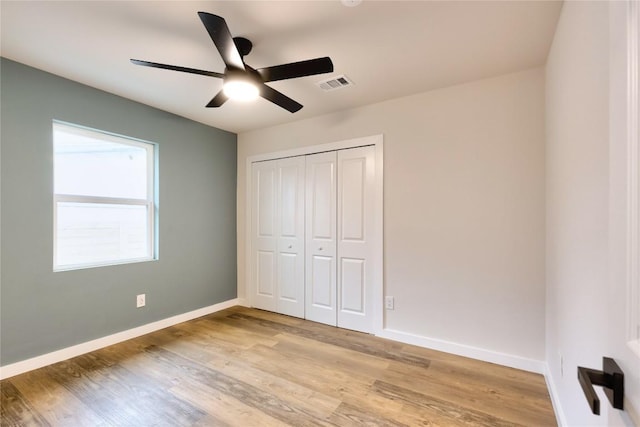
[
  {"xmin": 385, "ymin": 296, "xmax": 394, "ymax": 310},
  {"xmin": 136, "ymin": 294, "xmax": 146, "ymax": 308}
]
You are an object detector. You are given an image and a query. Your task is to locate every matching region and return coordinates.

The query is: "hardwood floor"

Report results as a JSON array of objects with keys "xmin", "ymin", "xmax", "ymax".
[{"xmin": 1, "ymin": 307, "xmax": 557, "ymax": 426}]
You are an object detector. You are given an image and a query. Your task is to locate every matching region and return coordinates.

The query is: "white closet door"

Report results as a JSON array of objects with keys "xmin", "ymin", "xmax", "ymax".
[
  {"xmin": 305, "ymin": 151, "xmax": 338, "ymax": 326},
  {"xmin": 337, "ymin": 146, "xmax": 375, "ymax": 333},
  {"xmin": 251, "ymin": 157, "xmax": 305, "ymax": 317},
  {"xmin": 251, "ymin": 160, "xmax": 278, "ymax": 312},
  {"xmin": 275, "ymin": 156, "xmax": 306, "ymax": 318}
]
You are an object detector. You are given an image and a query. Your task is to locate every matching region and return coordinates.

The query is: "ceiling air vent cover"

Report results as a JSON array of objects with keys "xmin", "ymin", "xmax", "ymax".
[{"xmin": 317, "ymin": 75, "xmax": 354, "ymax": 92}]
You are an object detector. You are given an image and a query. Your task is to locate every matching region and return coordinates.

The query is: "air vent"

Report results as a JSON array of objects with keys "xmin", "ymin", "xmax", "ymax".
[{"xmin": 316, "ymin": 75, "xmax": 354, "ymax": 92}]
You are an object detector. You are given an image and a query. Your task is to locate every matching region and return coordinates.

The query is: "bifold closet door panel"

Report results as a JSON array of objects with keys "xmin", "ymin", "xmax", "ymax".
[
  {"xmin": 275, "ymin": 156, "xmax": 306, "ymax": 318},
  {"xmin": 337, "ymin": 146, "xmax": 375, "ymax": 333},
  {"xmin": 305, "ymin": 151, "xmax": 338, "ymax": 326},
  {"xmin": 251, "ymin": 157, "xmax": 306, "ymax": 318},
  {"xmin": 251, "ymin": 160, "xmax": 278, "ymax": 312}
]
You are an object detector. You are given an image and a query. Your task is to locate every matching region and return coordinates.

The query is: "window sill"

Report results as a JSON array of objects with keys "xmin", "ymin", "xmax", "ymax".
[{"xmin": 54, "ymin": 257, "xmax": 157, "ymax": 272}]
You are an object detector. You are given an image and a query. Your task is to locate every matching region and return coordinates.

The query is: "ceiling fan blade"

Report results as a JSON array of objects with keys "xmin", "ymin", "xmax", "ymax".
[
  {"xmin": 206, "ymin": 90, "xmax": 229, "ymax": 108},
  {"xmin": 257, "ymin": 57, "xmax": 334, "ymax": 82},
  {"xmin": 197, "ymin": 12, "xmax": 245, "ymax": 71},
  {"xmin": 260, "ymin": 84, "xmax": 303, "ymax": 113},
  {"xmin": 130, "ymin": 59, "xmax": 224, "ymax": 78}
]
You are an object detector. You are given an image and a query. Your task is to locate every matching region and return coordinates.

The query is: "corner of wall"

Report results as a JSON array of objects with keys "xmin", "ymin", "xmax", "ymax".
[{"xmin": 543, "ymin": 363, "xmax": 568, "ymax": 427}]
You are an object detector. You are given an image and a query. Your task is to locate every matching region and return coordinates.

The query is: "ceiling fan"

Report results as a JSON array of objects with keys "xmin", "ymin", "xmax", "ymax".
[{"xmin": 131, "ymin": 12, "xmax": 334, "ymax": 113}]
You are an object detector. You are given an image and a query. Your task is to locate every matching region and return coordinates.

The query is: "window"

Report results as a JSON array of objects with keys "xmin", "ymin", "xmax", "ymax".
[{"xmin": 53, "ymin": 122, "xmax": 157, "ymax": 271}]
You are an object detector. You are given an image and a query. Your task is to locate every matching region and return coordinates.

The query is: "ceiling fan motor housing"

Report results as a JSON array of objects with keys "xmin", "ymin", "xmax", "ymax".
[{"xmin": 233, "ymin": 37, "xmax": 253, "ymax": 57}]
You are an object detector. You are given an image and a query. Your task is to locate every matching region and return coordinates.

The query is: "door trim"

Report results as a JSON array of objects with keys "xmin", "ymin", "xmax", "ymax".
[
  {"xmin": 245, "ymin": 135, "xmax": 384, "ymax": 334},
  {"xmin": 626, "ymin": 0, "xmax": 640, "ymax": 358}
]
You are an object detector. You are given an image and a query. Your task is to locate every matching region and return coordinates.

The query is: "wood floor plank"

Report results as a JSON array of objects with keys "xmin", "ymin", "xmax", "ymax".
[
  {"xmin": 176, "ymin": 318, "xmax": 280, "ymax": 349},
  {"xmin": 246, "ymin": 343, "xmax": 406, "ymax": 415},
  {"xmin": 229, "ymin": 312, "xmax": 431, "ymax": 368},
  {"xmin": 43, "ymin": 355, "xmax": 206, "ymax": 426},
  {"xmin": 222, "ymin": 308, "xmax": 405, "ymax": 352},
  {"xmin": 1, "ymin": 307, "xmax": 557, "ymax": 426},
  {"xmin": 229, "ymin": 306, "xmax": 306, "ymax": 326},
  {"xmin": 328, "ymin": 402, "xmax": 408, "ymax": 427},
  {"xmin": 142, "ymin": 345, "xmax": 334, "ymax": 427},
  {"xmin": 113, "ymin": 328, "xmax": 342, "ymax": 421},
  {"xmin": 196, "ymin": 348, "xmax": 341, "ymax": 418},
  {"xmin": 273, "ymin": 332, "xmax": 391, "ymax": 377},
  {"xmin": 10, "ymin": 370, "xmax": 108, "ymax": 427},
  {"xmin": 1, "ymin": 380, "xmax": 51, "ymax": 426},
  {"xmin": 169, "ymin": 380, "xmax": 284, "ymax": 427},
  {"xmin": 372, "ymin": 379, "xmax": 523, "ymax": 427},
  {"xmin": 97, "ymin": 336, "xmax": 297, "ymax": 427},
  {"xmin": 380, "ymin": 359, "xmax": 556, "ymax": 426}
]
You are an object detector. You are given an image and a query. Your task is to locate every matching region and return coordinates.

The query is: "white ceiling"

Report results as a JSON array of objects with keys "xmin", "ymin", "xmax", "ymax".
[{"xmin": 0, "ymin": 1, "xmax": 562, "ymax": 134}]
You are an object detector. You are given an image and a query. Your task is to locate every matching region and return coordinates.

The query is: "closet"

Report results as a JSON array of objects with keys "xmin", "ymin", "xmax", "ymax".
[{"xmin": 250, "ymin": 143, "xmax": 377, "ymax": 333}]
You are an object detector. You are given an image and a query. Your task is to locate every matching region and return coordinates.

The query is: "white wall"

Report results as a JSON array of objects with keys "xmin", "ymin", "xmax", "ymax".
[
  {"xmin": 545, "ymin": 1, "xmax": 639, "ymax": 425},
  {"xmin": 545, "ymin": 2, "xmax": 609, "ymax": 423},
  {"xmin": 238, "ymin": 68, "xmax": 546, "ymax": 365}
]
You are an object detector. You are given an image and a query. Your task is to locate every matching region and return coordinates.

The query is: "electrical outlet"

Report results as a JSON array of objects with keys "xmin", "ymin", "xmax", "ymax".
[
  {"xmin": 385, "ymin": 296, "xmax": 394, "ymax": 310},
  {"xmin": 136, "ymin": 294, "xmax": 146, "ymax": 308}
]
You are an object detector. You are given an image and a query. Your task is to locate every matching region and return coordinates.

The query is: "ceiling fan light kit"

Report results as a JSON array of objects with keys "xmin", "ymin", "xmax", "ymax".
[
  {"xmin": 223, "ymin": 70, "xmax": 260, "ymax": 102},
  {"xmin": 130, "ymin": 12, "xmax": 334, "ymax": 113},
  {"xmin": 223, "ymin": 79, "xmax": 259, "ymax": 102}
]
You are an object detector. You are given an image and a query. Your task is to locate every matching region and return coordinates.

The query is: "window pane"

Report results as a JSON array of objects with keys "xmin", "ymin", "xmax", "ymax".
[
  {"xmin": 54, "ymin": 127, "xmax": 148, "ymax": 199},
  {"xmin": 56, "ymin": 202, "xmax": 149, "ymax": 269}
]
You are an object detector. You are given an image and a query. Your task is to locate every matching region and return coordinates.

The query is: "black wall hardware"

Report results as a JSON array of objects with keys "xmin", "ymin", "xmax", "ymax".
[{"xmin": 577, "ymin": 357, "xmax": 624, "ymax": 415}]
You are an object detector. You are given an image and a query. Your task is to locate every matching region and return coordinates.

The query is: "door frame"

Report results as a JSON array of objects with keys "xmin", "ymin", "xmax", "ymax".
[
  {"xmin": 608, "ymin": 0, "xmax": 640, "ymax": 423},
  {"xmin": 245, "ymin": 134, "xmax": 384, "ymax": 334},
  {"xmin": 625, "ymin": 0, "xmax": 639, "ymax": 359},
  {"xmin": 622, "ymin": 1, "xmax": 640, "ymax": 421}
]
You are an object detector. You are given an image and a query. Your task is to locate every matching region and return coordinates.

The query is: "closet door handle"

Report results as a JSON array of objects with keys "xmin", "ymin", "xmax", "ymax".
[{"xmin": 318, "ymin": 247, "xmax": 323, "ymax": 251}]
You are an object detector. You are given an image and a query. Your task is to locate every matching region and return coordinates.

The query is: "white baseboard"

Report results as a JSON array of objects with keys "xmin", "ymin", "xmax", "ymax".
[
  {"xmin": 543, "ymin": 364, "xmax": 568, "ymax": 427},
  {"xmin": 0, "ymin": 298, "xmax": 239, "ymax": 380},
  {"xmin": 378, "ymin": 328, "xmax": 567, "ymax": 425},
  {"xmin": 377, "ymin": 328, "xmax": 547, "ymax": 374}
]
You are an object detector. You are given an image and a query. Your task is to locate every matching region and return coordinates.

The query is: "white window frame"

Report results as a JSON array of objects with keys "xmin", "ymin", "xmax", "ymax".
[{"xmin": 53, "ymin": 121, "xmax": 157, "ymax": 271}]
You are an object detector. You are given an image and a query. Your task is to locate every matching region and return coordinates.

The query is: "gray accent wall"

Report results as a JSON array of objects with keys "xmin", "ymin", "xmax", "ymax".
[{"xmin": 0, "ymin": 58, "xmax": 237, "ymax": 366}]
